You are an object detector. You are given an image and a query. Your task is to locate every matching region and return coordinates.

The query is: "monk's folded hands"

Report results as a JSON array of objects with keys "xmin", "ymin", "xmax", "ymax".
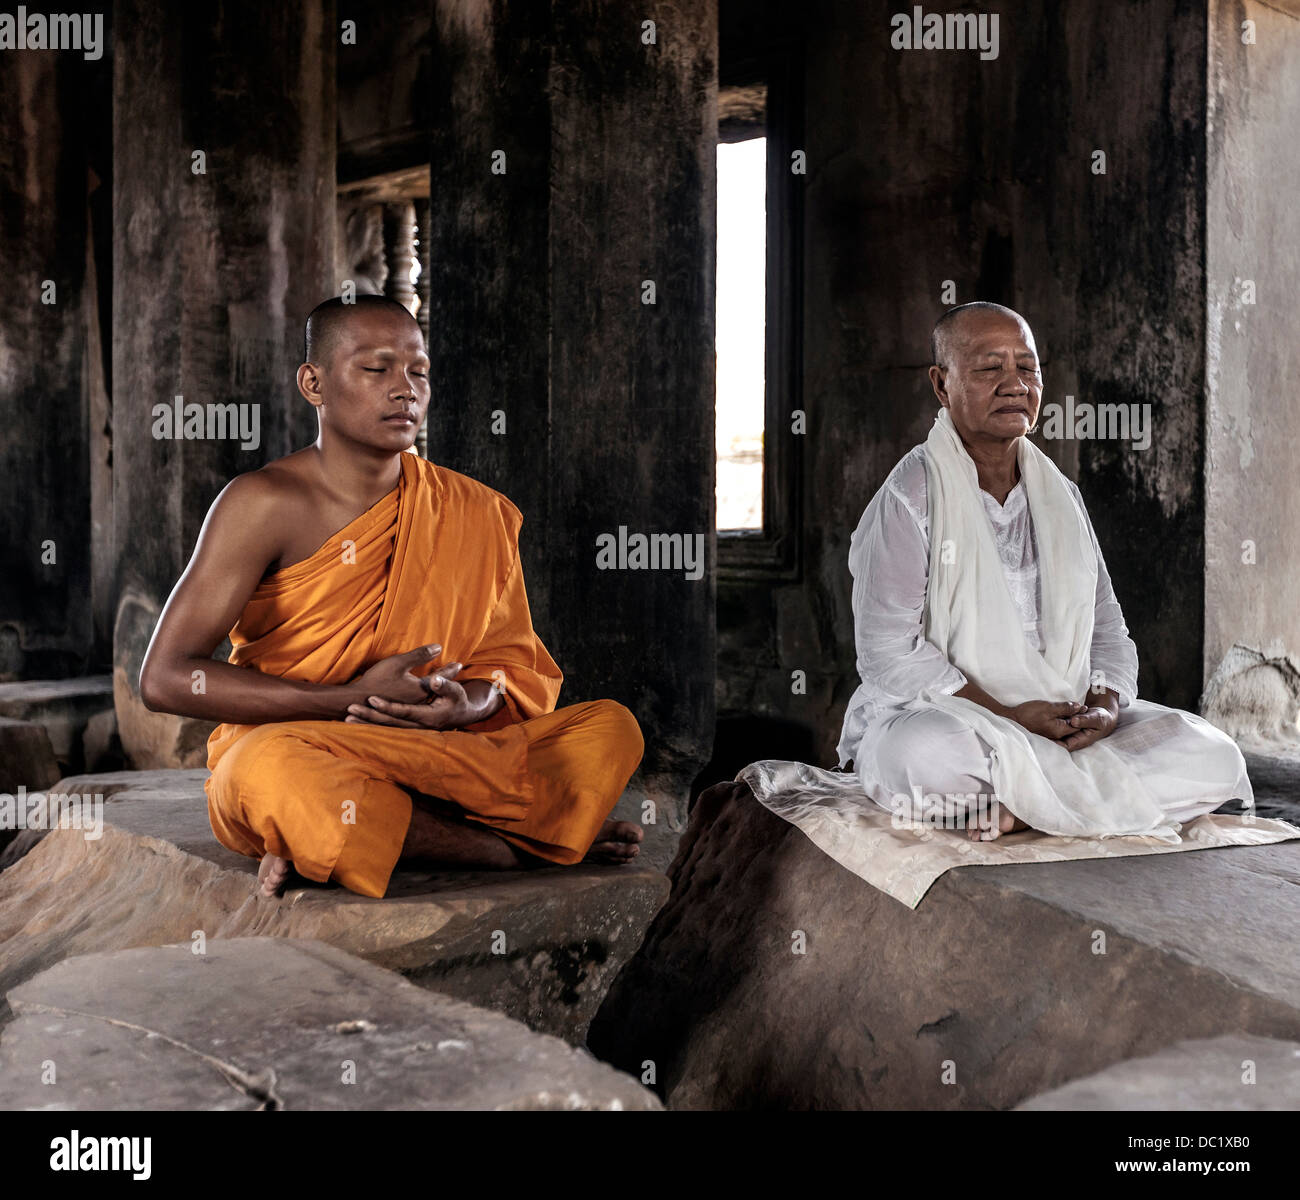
[
  {"xmin": 1059, "ymin": 689, "xmax": 1120, "ymax": 751},
  {"xmin": 1007, "ymin": 699, "xmax": 1086, "ymax": 742},
  {"xmin": 345, "ymin": 663, "xmax": 508, "ymax": 731},
  {"xmin": 344, "ymin": 643, "xmax": 446, "ymax": 704}
]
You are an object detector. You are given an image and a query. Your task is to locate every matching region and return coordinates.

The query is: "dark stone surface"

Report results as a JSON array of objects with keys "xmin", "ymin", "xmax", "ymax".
[
  {"xmin": 0, "ymin": 769, "xmax": 669, "ymax": 1046},
  {"xmin": 111, "ymin": 0, "xmax": 336, "ymax": 765},
  {"xmin": 1018, "ymin": 1034, "xmax": 1300, "ymax": 1111},
  {"xmin": 0, "ymin": 717, "xmax": 61, "ymax": 859},
  {"xmin": 590, "ymin": 781, "xmax": 1300, "ymax": 1110},
  {"xmin": 0, "ymin": 676, "xmax": 115, "ymax": 775},
  {"xmin": 0, "ymin": 718, "xmax": 60, "ymax": 794},
  {"xmin": 426, "ymin": 0, "xmax": 718, "ymax": 865},
  {"xmin": 0, "ymin": 939, "xmax": 662, "ymax": 1110}
]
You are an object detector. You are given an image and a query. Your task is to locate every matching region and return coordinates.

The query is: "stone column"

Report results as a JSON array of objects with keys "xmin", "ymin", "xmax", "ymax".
[
  {"xmin": 1203, "ymin": 0, "xmax": 1300, "ymax": 714},
  {"xmin": 0, "ymin": 51, "xmax": 101, "ymax": 681},
  {"xmin": 414, "ymin": 196, "xmax": 432, "ymax": 458},
  {"xmin": 382, "ymin": 200, "xmax": 419, "ymax": 313},
  {"xmin": 112, "ymin": 0, "xmax": 336, "ymax": 767},
  {"xmin": 427, "ymin": 1, "xmax": 718, "ymax": 867}
]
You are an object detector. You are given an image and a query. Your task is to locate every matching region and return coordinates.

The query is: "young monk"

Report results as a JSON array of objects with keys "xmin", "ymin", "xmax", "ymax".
[{"xmin": 140, "ymin": 295, "xmax": 644, "ymax": 898}]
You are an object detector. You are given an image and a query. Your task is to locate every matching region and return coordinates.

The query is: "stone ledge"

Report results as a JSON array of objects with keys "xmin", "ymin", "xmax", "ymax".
[
  {"xmin": 590, "ymin": 781, "xmax": 1300, "ymax": 1110},
  {"xmin": 1017, "ymin": 1034, "xmax": 1300, "ymax": 1110},
  {"xmin": 0, "ymin": 677, "xmax": 116, "ymax": 774},
  {"xmin": 0, "ymin": 770, "xmax": 669, "ymax": 1045},
  {"xmin": 0, "ymin": 938, "xmax": 662, "ymax": 1110}
]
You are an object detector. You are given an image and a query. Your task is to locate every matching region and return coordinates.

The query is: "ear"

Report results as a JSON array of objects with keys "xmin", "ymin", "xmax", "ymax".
[
  {"xmin": 928, "ymin": 364, "xmax": 950, "ymax": 406},
  {"xmin": 296, "ymin": 362, "xmax": 324, "ymax": 407}
]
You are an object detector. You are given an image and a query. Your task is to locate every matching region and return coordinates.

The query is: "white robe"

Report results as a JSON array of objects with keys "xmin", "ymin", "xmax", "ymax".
[{"xmin": 839, "ymin": 412, "xmax": 1252, "ymax": 838}]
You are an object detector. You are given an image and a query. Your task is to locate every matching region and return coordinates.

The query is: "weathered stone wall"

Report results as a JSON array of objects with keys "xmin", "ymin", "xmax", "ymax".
[
  {"xmin": 111, "ymin": 0, "xmax": 337, "ymax": 765},
  {"xmin": 719, "ymin": 0, "xmax": 1213, "ymax": 766},
  {"xmin": 0, "ymin": 47, "xmax": 109, "ymax": 679},
  {"xmin": 1204, "ymin": 0, "xmax": 1300, "ymax": 684},
  {"xmin": 426, "ymin": 0, "xmax": 718, "ymax": 861}
]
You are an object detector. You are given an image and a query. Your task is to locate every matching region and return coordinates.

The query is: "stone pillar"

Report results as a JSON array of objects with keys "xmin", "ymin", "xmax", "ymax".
[
  {"xmin": 1203, "ymin": 0, "xmax": 1300, "ymax": 708},
  {"xmin": 0, "ymin": 51, "xmax": 102, "ymax": 681},
  {"xmin": 112, "ymin": 0, "xmax": 336, "ymax": 767},
  {"xmin": 382, "ymin": 201, "xmax": 419, "ymax": 313},
  {"xmin": 414, "ymin": 196, "xmax": 432, "ymax": 458},
  {"xmin": 428, "ymin": 1, "xmax": 718, "ymax": 866}
]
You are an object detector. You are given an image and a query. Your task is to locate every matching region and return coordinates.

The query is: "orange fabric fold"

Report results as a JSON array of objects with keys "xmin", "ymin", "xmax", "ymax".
[{"xmin": 205, "ymin": 455, "xmax": 643, "ymax": 896}]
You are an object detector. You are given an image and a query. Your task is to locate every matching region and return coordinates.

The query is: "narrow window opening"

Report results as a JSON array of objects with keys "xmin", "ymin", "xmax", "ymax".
[{"xmin": 715, "ymin": 135, "xmax": 767, "ymax": 532}]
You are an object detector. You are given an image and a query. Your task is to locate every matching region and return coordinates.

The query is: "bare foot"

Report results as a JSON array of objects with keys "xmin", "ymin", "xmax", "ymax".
[
  {"xmin": 584, "ymin": 819, "xmax": 643, "ymax": 864},
  {"xmin": 257, "ymin": 852, "xmax": 293, "ymax": 897},
  {"xmin": 967, "ymin": 803, "xmax": 1030, "ymax": 842}
]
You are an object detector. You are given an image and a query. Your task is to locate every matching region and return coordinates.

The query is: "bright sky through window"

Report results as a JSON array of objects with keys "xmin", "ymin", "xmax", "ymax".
[{"xmin": 715, "ymin": 137, "xmax": 766, "ymax": 532}]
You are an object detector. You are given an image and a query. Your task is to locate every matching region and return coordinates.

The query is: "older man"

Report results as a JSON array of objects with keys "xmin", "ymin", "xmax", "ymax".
[{"xmin": 839, "ymin": 301, "xmax": 1251, "ymax": 840}]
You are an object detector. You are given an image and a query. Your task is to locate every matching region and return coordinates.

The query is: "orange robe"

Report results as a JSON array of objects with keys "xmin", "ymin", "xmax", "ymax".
[{"xmin": 205, "ymin": 453, "xmax": 644, "ymax": 897}]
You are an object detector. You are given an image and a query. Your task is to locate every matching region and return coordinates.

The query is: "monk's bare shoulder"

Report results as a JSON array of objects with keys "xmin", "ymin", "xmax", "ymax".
[{"xmin": 199, "ymin": 454, "xmax": 313, "ymax": 564}]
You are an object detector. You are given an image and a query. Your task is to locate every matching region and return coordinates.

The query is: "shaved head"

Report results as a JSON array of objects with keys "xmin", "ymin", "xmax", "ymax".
[
  {"xmin": 930, "ymin": 301, "xmax": 1030, "ymax": 370},
  {"xmin": 303, "ymin": 294, "xmax": 420, "ymax": 369}
]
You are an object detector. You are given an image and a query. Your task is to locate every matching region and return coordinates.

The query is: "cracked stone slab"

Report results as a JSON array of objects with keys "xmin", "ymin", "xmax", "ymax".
[
  {"xmin": 590, "ymin": 781, "xmax": 1300, "ymax": 1110},
  {"xmin": 0, "ymin": 770, "xmax": 669, "ymax": 1045},
  {"xmin": 1017, "ymin": 1035, "xmax": 1300, "ymax": 1110},
  {"xmin": 0, "ymin": 939, "xmax": 662, "ymax": 1110}
]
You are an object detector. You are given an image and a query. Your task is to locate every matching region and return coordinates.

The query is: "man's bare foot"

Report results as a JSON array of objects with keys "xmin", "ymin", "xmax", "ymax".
[
  {"xmin": 257, "ymin": 852, "xmax": 293, "ymax": 897},
  {"xmin": 967, "ymin": 804, "xmax": 1031, "ymax": 842},
  {"xmin": 584, "ymin": 819, "xmax": 643, "ymax": 864}
]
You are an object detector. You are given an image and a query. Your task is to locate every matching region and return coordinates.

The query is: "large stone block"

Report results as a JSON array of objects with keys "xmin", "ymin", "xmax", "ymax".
[
  {"xmin": 1017, "ymin": 1034, "xmax": 1300, "ymax": 1111},
  {"xmin": 0, "ymin": 938, "xmax": 661, "ymax": 1110},
  {"xmin": 589, "ymin": 782, "xmax": 1300, "ymax": 1109},
  {"xmin": 0, "ymin": 717, "xmax": 61, "ymax": 859},
  {"xmin": 0, "ymin": 718, "xmax": 60, "ymax": 793},
  {"xmin": 112, "ymin": 593, "xmax": 216, "ymax": 770},
  {"xmin": 0, "ymin": 676, "xmax": 115, "ymax": 774},
  {"xmin": 0, "ymin": 769, "xmax": 669, "ymax": 1045}
]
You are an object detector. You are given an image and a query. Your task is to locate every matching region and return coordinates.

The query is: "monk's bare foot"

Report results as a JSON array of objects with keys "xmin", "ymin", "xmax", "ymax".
[
  {"xmin": 584, "ymin": 819, "xmax": 643, "ymax": 864},
  {"xmin": 967, "ymin": 803, "xmax": 1030, "ymax": 842},
  {"xmin": 257, "ymin": 852, "xmax": 293, "ymax": 897}
]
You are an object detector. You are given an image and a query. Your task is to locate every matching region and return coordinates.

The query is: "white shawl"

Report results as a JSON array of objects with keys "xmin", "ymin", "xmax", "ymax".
[{"xmin": 917, "ymin": 407, "xmax": 1179, "ymax": 840}]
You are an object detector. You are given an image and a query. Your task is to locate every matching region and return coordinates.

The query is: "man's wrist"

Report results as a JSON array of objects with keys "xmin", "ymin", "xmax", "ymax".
[
  {"xmin": 1092, "ymin": 687, "xmax": 1121, "ymax": 716},
  {"xmin": 327, "ymin": 681, "xmax": 371, "ymax": 717}
]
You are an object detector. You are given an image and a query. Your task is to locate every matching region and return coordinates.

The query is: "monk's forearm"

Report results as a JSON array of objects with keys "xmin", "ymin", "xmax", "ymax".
[
  {"xmin": 954, "ymin": 680, "xmax": 1011, "ymax": 720},
  {"xmin": 140, "ymin": 657, "xmax": 368, "ymax": 723}
]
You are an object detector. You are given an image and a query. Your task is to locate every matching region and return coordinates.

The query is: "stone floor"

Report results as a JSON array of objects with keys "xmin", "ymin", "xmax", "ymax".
[
  {"xmin": 0, "ymin": 938, "xmax": 661, "ymax": 1110},
  {"xmin": 1017, "ymin": 1034, "xmax": 1300, "ymax": 1110},
  {"xmin": 3, "ymin": 679, "xmax": 1300, "ymax": 1111},
  {"xmin": 0, "ymin": 769, "xmax": 669, "ymax": 1046}
]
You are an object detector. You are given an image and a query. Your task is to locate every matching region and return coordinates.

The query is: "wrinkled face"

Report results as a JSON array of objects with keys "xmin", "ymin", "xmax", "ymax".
[
  {"xmin": 301, "ymin": 307, "xmax": 431, "ymax": 453},
  {"xmin": 930, "ymin": 311, "xmax": 1042, "ymax": 445}
]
